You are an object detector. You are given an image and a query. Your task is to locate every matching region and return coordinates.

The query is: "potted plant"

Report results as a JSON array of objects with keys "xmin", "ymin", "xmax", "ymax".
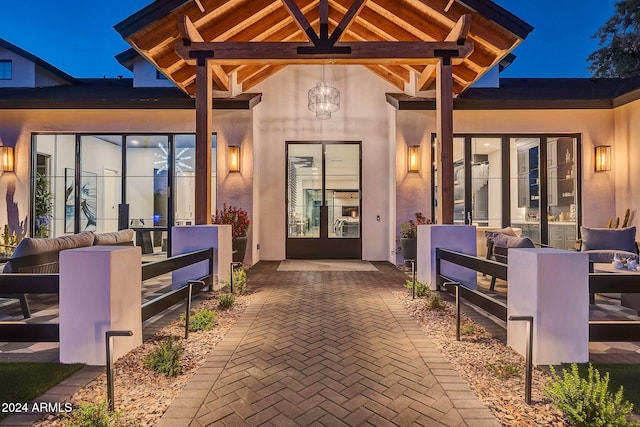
[
  {"xmin": 34, "ymin": 173, "xmax": 54, "ymax": 238},
  {"xmin": 212, "ymin": 204, "xmax": 250, "ymax": 263},
  {"xmin": 400, "ymin": 212, "xmax": 430, "ymax": 266}
]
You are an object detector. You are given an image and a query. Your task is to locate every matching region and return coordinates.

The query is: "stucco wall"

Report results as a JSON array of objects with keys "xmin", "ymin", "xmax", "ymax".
[
  {"xmin": 253, "ymin": 65, "xmax": 397, "ymax": 261},
  {"xmin": 0, "ymin": 47, "xmax": 36, "ymax": 88},
  {"xmin": 613, "ymin": 98, "xmax": 640, "ymax": 228}
]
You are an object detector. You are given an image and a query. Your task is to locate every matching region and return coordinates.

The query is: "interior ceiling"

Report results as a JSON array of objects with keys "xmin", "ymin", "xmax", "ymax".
[{"xmin": 124, "ymin": 0, "xmax": 526, "ymax": 97}]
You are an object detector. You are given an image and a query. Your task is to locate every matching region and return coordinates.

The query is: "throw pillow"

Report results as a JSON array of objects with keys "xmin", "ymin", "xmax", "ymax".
[{"xmin": 580, "ymin": 226, "xmax": 637, "ymax": 253}]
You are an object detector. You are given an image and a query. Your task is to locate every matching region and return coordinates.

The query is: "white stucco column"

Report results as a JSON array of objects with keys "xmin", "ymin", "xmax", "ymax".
[
  {"xmin": 417, "ymin": 224, "xmax": 477, "ymax": 290},
  {"xmin": 59, "ymin": 246, "xmax": 142, "ymax": 365},
  {"xmin": 507, "ymin": 248, "xmax": 589, "ymax": 365},
  {"xmin": 171, "ymin": 225, "xmax": 232, "ymax": 289}
]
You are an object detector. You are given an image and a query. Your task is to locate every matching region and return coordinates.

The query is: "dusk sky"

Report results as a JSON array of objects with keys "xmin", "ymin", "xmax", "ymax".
[{"xmin": 0, "ymin": 0, "xmax": 618, "ymax": 79}]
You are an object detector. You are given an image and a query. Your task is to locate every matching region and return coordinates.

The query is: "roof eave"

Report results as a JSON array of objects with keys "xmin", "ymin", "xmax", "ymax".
[{"xmin": 114, "ymin": 0, "xmax": 190, "ymax": 39}]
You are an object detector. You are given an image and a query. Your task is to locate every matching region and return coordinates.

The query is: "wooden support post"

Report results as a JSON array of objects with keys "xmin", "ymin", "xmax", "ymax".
[
  {"xmin": 195, "ymin": 59, "xmax": 212, "ymax": 225},
  {"xmin": 436, "ymin": 58, "xmax": 454, "ymax": 224}
]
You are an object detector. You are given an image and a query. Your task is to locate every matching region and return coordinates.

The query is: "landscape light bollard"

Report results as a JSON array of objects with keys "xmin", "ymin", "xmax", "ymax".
[
  {"xmin": 444, "ymin": 281, "xmax": 461, "ymax": 341},
  {"xmin": 508, "ymin": 315, "xmax": 534, "ymax": 405},
  {"xmin": 407, "ymin": 260, "xmax": 416, "ymax": 299},
  {"xmin": 105, "ymin": 330, "xmax": 133, "ymax": 412},
  {"xmin": 229, "ymin": 262, "xmax": 243, "ymax": 294},
  {"xmin": 184, "ymin": 281, "xmax": 203, "ymax": 339}
]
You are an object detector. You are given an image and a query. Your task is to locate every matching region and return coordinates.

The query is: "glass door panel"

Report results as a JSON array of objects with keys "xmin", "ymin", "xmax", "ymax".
[
  {"xmin": 453, "ymin": 137, "xmax": 466, "ymax": 223},
  {"xmin": 80, "ymin": 135, "xmax": 122, "ymax": 234},
  {"xmin": 546, "ymin": 137, "xmax": 578, "ymax": 249},
  {"xmin": 286, "ymin": 142, "xmax": 362, "ymax": 258},
  {"xmin": 471, "ymin": 137, "xmax": 501, "ymax": 227},
  {"xmin": 326, "ymin": 144, "xmax": 360, "ymax": 238},
  {"xmin": 510, "ymin": 137, "xmax": 541, "ymax": 242},
  {"xmin": 287, "ymin": 144, "xmax": 322, "ymax": 238}
]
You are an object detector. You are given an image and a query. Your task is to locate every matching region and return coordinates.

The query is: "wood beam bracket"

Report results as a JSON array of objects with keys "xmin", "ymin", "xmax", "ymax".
[
  {"xmin": 434, "ymin": 49, "xmax": 460, "ymax": 66},
  {"xmin": 189, "ymin": 50, "xmax": 215, "ymax": 66}
]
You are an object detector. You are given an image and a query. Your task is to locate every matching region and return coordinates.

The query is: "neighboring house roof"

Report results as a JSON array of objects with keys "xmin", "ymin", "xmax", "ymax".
[
  {"xmin": 0, "ymin": 78, "xmax": 261, "ymax": 109},
  {"xmin": 0, "ymin": 38, "xmax": 79, "ymax": 85},
  {"xmin": 114, "ymin": 0, "xmax": 533, "ymax": 96},
  {"xmin": 386, "ymin": 78, "xmax": 640, "ymax": 110},
  {"xmin": 114, "ymin": 48, "xmax": 139, "ymax": 72}
]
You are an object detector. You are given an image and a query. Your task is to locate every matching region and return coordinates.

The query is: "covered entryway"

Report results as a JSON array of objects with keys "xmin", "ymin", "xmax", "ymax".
[{"xmin": 286, "ymin": 141, "xmax": 361, "ymax": 259}]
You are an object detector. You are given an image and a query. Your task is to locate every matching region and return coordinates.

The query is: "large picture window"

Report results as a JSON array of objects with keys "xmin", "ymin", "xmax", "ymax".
[
  {"xmin": 32, "ymin": 133, "xmax": 217, "ymax": 254},
  {"xmin": 432, "ymin": 133, "xmax": 581, "ymax": 248},
  {"xmin": 0, "ymin": 60, "xmax": 12, "ymax": 80}
]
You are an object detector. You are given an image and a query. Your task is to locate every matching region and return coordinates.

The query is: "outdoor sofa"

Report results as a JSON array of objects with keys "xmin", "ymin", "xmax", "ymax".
[{"xmin": 0, "ymin": 229, "xmax": 135, "ymax": 318}]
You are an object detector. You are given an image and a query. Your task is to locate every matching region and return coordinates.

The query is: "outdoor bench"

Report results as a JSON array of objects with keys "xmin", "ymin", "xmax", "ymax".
[{"xmin": 0, "ymin": 229, "xmax": 135, "ymax": 318}]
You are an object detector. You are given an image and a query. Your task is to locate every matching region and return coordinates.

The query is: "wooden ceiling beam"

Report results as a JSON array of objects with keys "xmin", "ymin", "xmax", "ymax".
[
  {"xmin": 329, "ymin": 0, "xmax": 367, "ymax": 44},
  {"xmin": 242, "ymin": 65, "xmax": 287, "ymax": 90},
  {"xmin": 178, "ymin": 15, "xmax": 229, "ymax": 90},
  {"xmin": 280, "ymin": 0, "xmax": 320, "ymax": 43},
  {"xmin": 445, "ymin": 14, "xmax": 471, "ymax": 45},
  {"xmin": 175, "ymin": 40, "xmax": 473, "ymax": 64}
]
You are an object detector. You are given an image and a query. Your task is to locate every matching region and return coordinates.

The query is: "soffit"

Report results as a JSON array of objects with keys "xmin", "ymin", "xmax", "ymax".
[{"xmin": 117, "ymin": 0, "xmax": 531, "ymax": 97}]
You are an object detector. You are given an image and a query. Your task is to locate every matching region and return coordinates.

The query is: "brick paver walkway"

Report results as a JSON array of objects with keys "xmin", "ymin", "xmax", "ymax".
[{"xmin": 158, "ymin": 261, "xmax": 498, "ymax": 426}]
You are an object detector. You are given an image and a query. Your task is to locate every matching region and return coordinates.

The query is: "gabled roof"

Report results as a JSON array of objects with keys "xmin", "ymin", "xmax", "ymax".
[
  {"xmin": 115, "ymin": 0, "xmax": 533, "ymax": 97},
  {"xmin": 0, "ymin": 38, "xmax": 79, "ymax": 85}
]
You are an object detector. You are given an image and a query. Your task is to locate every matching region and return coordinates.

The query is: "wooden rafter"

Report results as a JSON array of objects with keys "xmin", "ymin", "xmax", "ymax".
[
  {"xmin": 175, "ymin": 40, "xmax": 473, "ymax": 64},
  {"xmin": 178, "ymin": 15, "xmax": 229, "ymax": 90}
]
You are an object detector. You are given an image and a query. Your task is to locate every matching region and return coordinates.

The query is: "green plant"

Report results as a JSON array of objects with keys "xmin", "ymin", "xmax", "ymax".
[
  {"xmin": 64, "ymin": 399, "xmax": 134, "ymax": 427},
  {"xmin": 212, "ymin": 204, "xmax": 250, "ymax": 238},
  {"xmin": 400, "ymin": 212, "xmax": 430, "ymax": 238},
  {"xmin": 404, "ymin": 279, "xmax": 430, "ymax": 297},
  {"xmin": 544, "ymin": 363, "xmax": 638, "ymax": 427},
  {"xmin": 460, "ymin": 322, "xmax": 477, "ymax": 336},
  {"xmin": 424, "ymin": 292, "xmax": 445, "ymax": 310},
  {"xmin": 608, "ymin": 208, "xmax": 632, "ymax": 229},
  {"xmin": 143, "ymin": 337, "xmax": 183, "ymax": 377},
  {"xmin": 218, "ymin": 293, "xmax": 235, "ymax": 309},
  {"xmin": 487, "ymin": 360, "xmax": 520, "ymax": 380},
  {"xmin": 188, "ymin": 308, "xmax": 217, "ymax": 332},
  {"xmin": 34, "ymin": 173, "xmax": 54, "ymax": 238},
  {"xmin": 230, "ymin": 268, "xmax": 247, "ymax": 295}
]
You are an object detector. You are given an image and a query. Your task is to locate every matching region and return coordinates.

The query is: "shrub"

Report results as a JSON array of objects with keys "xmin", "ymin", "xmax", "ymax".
[
  {"xmin": 460, "ymin": 322, "xmax": 477, "ymax": 336},
  {"xmin": 424, "ymin": 292, "xmax": 445, "ymax": 310},
  {"xmin": 220, "ymin": 267, "xmax": 248, "ymax": 295},
  {"xmin": 218, "ymin": 293, "xmax": 235, "ymax": 309},
  {"xmin": 487, "ymin": 361, "xmax": 520, "ymax": 380},
  {"xmin": 143, "ymin": 337, "xmax": 183, "ymax": 377},
  {"xmin": 188, "ymin": 309, "xmax": 217, "ymax": 332},
  {"xmin": 64, "ymin": 399, "xmax": 132, "ymax": 427},
  {"xmin": 543, "ymin": 363, "xmax": 637, "ymax": 427},
  {"xmin": 405, "ymin": 279, "xmax": 430, "ymax": 297},
  {"xmin": 212, "ymin": 204, "xmax": 250, "ymax": 238}
]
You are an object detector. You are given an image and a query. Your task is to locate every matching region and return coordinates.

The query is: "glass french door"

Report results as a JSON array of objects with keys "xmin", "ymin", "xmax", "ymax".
[{"xmin": 286, "ymin": 142, "xmax": 362, "ymax": 259}]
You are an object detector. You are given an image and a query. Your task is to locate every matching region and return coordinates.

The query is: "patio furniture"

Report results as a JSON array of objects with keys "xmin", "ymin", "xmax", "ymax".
[
  {"xmin": 579, "ymin": 226, "xmax": 638, "ymax": 263},
  {"xmin": 0, "ymin": 229, "xmax": 135, "ymax": 318},
  {"xmin": 485, "ymin": 232, "xmax": 536, "ymax": 290},
  {"xmin": 590, "ymin": 261, "xmax": 640, "ymax": 312}
]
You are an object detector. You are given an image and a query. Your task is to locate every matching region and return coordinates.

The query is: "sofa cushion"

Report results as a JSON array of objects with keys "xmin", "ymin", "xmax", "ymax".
[
  {"xmin": 586, "ymin": 250, "xmax": 639, "ymax": 264},
  {"xmin": 580, "ymin": 226, "xmax": 637, "ymax": 253},
  {"xmin": 3, "ymin": 232, "xmax": 94, "ymax": 273},
  {"xmin": 492, "ymin": 234, "xmax": 536, "ymax": 249},
  {"xmin": 93, "ymin": 229, "xmax": 135, "ymax": 245}
]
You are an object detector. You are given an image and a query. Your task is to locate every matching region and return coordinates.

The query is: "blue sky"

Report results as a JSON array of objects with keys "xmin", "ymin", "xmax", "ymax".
[{"xmin": 0, "ymin": 0, "xmax": 618, "ymax": 79}]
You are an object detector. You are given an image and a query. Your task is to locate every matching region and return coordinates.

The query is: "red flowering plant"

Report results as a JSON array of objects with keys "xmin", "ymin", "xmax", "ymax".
[{"xmin": 212, "ymin": 204, "xmax": 250, "ymax": 238}]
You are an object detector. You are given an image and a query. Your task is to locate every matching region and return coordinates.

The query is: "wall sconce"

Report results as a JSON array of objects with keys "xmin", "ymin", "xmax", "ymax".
[
  {"xmin": 594, "ymin": 145, "xmax": 611, "ymax": 171},
  {"xmin": 228, "ymin": 146, "xmax": 240, "ymax": 173},
  {"xmin": 0, "ymin": 146, "xmax": 14, "ymax": 173},
  {"xmin": 408, "ymin": 145, "xmax": 420, "ymax": 173}
]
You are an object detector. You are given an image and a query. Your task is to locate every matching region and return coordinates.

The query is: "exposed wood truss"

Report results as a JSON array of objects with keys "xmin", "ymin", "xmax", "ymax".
[{"xmin": 121, "ymin": 0, "xmax": 528, "ymax": 97}]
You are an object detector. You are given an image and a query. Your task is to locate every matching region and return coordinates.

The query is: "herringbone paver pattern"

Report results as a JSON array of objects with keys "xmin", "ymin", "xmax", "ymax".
[{"xmin": 158, "ymin": 261, "xmax": 498, "ymax": 427}]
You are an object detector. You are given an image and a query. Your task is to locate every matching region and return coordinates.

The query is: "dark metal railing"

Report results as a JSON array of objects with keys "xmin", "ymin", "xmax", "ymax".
[
  {"xmin": 436, "ymin": 248, "xmax": 507, "ymax": 321},
  {"xmin": 589, "ymin": 272, "xmax": 640, "ymax": 342},
  {"xmin": 141, "ymin": 248, "xmax": 214, "ymax": 322},
  {"xmin": 0, "ymin": 274, "xmax": 60, "ymax": 342},
  {"xmin": 0, "ymin": 248, "xmax": 215, "ymax": 342}
]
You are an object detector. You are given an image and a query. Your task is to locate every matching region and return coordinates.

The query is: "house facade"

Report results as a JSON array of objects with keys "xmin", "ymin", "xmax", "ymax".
[{"xmin": 0, "ymin": 1, "xmax": 639, "ymax": 265}]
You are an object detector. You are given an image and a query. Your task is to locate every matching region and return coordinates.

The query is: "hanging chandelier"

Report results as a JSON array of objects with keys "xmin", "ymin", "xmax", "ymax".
[{"xmin": 308, "ymin": 65, "xmax": 340, "ymax": 120}]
